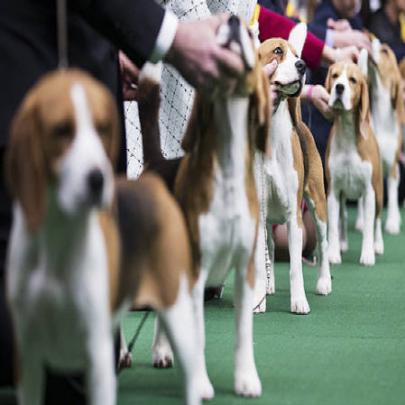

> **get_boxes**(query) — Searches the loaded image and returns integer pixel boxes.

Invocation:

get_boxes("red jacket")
[258,6,325,70]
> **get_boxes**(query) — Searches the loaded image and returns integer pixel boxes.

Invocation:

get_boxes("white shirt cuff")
[149,10,178,63]
[325,29,334,48]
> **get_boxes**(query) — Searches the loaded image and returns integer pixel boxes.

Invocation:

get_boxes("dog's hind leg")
[355,197,364,232]
[339,196,349,252]
[253,217,268,313]
[288,213,310,314]
[304,191,332,296]
[152,317,174,368]
[385,163,401,234]
[158,274,206,405]
[328,188,342,264]
[360,185,376,266]
[234,254,262,397]
[374,216,384,255]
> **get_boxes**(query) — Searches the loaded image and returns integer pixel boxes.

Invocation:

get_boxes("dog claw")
[118,351,133,370]
[291,297,310,314]
[235,369,262,397]
[316,276,332,296]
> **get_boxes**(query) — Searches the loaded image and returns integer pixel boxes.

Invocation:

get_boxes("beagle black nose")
[335,83,345,95]
[87,168,104,197]
[295,59,306,76]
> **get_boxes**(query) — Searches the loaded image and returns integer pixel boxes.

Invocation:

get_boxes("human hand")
[165,14,244,92]
[119,51,139,101]
[327,18,351,32]
[333,45,360,63]
[263,61,278,103]
[304,84,334,120]
[332,29,371,53]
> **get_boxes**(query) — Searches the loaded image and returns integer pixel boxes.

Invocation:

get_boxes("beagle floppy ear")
[249,69,271,156]
[391,75,405,124]
[181,94,213,153]
[358,48,369,77]
[105,94,121,166]
[359,76,371,138]
[324,67,333,93]
[288,23,307,58]
[6,99,47,233]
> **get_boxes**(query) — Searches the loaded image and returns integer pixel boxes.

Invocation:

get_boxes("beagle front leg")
[234,255,262,397]
[87,332,116,405]
[328,188,342,264]
[385,164,401,234]
[158,275,205,405]
[152,318,174,368]
[360,185,376,266]
[287,216,310,314]
[253,217,268,313]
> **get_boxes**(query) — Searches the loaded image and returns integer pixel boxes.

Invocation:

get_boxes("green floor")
[118,209,405,405]
[1,209,404,404]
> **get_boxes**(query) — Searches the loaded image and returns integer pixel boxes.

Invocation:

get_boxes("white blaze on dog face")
[216,16,256,71]
[57,83,114,214]
[326,63,365,111]
[259,36,306,96]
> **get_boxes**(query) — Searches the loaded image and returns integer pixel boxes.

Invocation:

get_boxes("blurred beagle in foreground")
[6,70,202,405]
[147,15,271,398]
[325,62,384,266]
[253,24,332,315]
[357,41,404,234]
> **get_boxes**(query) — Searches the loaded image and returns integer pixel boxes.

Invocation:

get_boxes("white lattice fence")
[124,0,257,178]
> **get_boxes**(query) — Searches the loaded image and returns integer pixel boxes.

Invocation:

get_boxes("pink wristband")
[306,84,314,101]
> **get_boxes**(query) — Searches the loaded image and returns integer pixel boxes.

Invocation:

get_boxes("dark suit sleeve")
[71,0,166,67]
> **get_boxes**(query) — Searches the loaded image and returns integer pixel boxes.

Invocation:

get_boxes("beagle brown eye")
[381,48,388,54]
[349,77,357,84]
[96,122,112,138]
[332,73,339,79]
[53,120,73,139]
[273,47,283,55]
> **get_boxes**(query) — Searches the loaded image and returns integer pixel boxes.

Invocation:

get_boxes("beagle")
[152,16,270,398]
[253,23,332,315]
[6,70,203,405]
[357,41,404,234]
[325,62,384,266]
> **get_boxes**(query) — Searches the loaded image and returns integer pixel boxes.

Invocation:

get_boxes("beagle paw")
[235,368,262,397]
[355,218,364,232]
[290,296,310,314]
[340,240,349,253]
[328,249,341,264]
[385,218,400,235]
[152,347,174,369]
[360,250,375,266]
[198,375,215,400]
[374,240,384,255]
[316,276,332,296]
[118,350,133,370]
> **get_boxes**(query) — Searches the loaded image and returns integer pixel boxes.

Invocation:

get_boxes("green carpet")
[118,209,405,405]
[1,209,404,404]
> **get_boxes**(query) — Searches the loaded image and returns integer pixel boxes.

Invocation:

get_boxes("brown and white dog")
[6,70,203,405]
[357,41,404,234]
[150,15,270,398]
[325,62,384,266]
[253,24,332,315]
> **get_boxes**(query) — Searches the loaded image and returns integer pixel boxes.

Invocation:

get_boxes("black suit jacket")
[0,0,166,170]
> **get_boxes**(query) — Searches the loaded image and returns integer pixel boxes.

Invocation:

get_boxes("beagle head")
[360,39,405,122]
[216,15,262,96]
[7,69,120,232]
[259,23,307,102]
[182,15,271,155]
[326,62,370,136]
